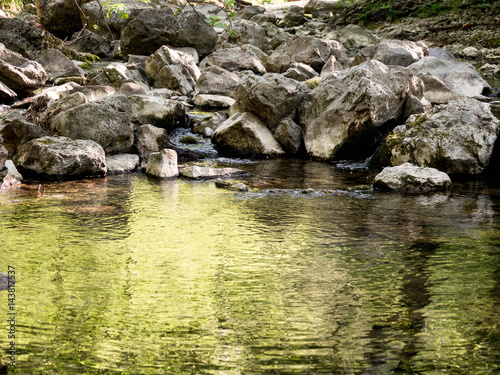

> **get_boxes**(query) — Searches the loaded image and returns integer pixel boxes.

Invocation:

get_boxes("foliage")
[102,0,129,20]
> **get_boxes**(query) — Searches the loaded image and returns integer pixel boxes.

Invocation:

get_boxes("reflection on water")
[1,163,500,374]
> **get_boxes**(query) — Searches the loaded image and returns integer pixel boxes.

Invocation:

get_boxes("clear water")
[1,160,500,374]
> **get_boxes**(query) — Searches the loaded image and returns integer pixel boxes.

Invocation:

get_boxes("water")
[1,161,500,374]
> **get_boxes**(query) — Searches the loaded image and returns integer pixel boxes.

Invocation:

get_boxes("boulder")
[304,0,341,17]
[180,165,245,179]
[250,13,277,26]
[120,8,217,58]
[413,71,463,104]
[195,66,240,97]
[215,19,271,54]
[320,55,343,76]
[1,160,23,188]
[0,43,48,92]
[48,92,89,114]
[283,62,319,82]
[145,45,200,95]
[376,97,500,176]
[235,6,265,20]
[373,40,428,67]
[408,56,491,98]
[193,94,235,108]
[373,163,451,192]
[212,112,285,158]
[0,81,17,101]
[13,136,106,180]
[0,116,48,157]
[37,0,89,39]
[128,95,186,131]
[232,73,309,130]
[133,124,169,163]
[274,117,303,154]
[87,62,145,89]
[0,144,7,165]
[299,60,425,160]
[282,5,305,26]
[200,44,268,74]
[35,49,83,82]
[327,24,378,51]
[266,35,349,73]
[69,29,112,57]
[193,112,228,135]
[119,82,148,96]
[146,148,178,178]
[105,153,139,174]
[50,94,133,154]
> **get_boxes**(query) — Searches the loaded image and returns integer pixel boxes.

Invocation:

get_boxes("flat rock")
[180,165,245,179]
[373,163,451,191]
[105,153,139,174]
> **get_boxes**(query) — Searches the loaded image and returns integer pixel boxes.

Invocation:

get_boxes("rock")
[0,81,17,101]
[274,117,303,154]
[376,25,408,41]
[320,55,343,77]
[212,112,285,158]
[35,49,83,83]
[87,62,145,89]
[408,56,491,98]
[204,127,214,138]
[283,62,319,82]
[461,46,480,59]
[195,66,240,97]
[350,45,377,67]
[48,92,89,115]
[377,98,500,176]
[13,136,106,180]
[266,35,349,73]
[215,19,271,54]
[0,116,48,157]
[37,0,89,38]
[1,160,23,188]
[304,0,340,17]
[282,5,305,26]
[120,8,217,58]
[105,153,139,174]
[299,60,424,160]
[235,6,265,20]
[69,29,112,57]
[180,165,245,179]
[193,112,228,134]
[250,13,277,26]
[193,94,235,108]
[50,94,133,154]
[327,24,378,51]
[133,124,169,163]
[118,82,147,96]
[373,163,451,191]
[128,95,186,131]
[145,45,200,95]
[0,43,48,92]
[230,182,249,192]
[373,40,428,67]
[200,44,268,75]
[232,73,309,130]
[413,71,463,104]
[0,144,7,165]
[146,148,178,178]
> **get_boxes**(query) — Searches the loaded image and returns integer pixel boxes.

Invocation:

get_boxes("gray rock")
[146,148,178,178]
[180,165,245,179]
[200,44,268,75]
[250,13,277,26]
[128,95,185,131]
[50,94,133,155]
[283,62,319,82]
[105,153,139,174]
[266,35,349,73]
[373,163,451,191]
[87,62,145,89]
[300,59,424,160]
[350,45,377,67]
[327,24,378,51]
[195,66,240,97]
[204,127,214,138]
[0,81,17,101]
[69,29,112,57]
[373,40,428,67]
[282,5,305,26]
[35,49,83,82]
[1,160,23,188]
[0,144,7,164]
[304,0,340,17]
[414,71,463,104]
[0,43,48,92]
[273,117,303,154]
[212,112,285,158]
[118,82,148,96]
[376,97,500,176]
[193,112,228,135]
[13,136,107,179]
[0,116,48,158]
[145,45,200,95]
[215,19,272,54]
[193,94,235,108]
[232,73,309,130]
[48,92,89,115]
[230,182,249,192]
[320,55,343,77]
[37,0,88,38]
[133,124,169,163]
[235,6,265,20]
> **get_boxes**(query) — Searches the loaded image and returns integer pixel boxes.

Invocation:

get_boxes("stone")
[0,81,17,101]
[212,112,285,158]
[146,148,178,178]
[50,94,133,155]
[133,124,169,163]
[200,44,268,75]
[320,55,343,77]
[373,163,451,191]
[232,73,309,130]
[304,0,340,17]
[299,60,425,160]
[179,165,245,179]
[1,160,23,188]
[193,94,235,108]
[273,117,303,154]
[35,49,83,82]
[145,45,200,95]
[235,6,265,20]
[266,35,349,73]
[230,182,249,192]
[87,62,145,89]
[118,82,148,96]
[250,13,277,26]
[215,19,272,54]
[204,127,214,138]
[376,97,500,176]
[282,5,305,26]
[13,136,106,180]
[461,46,480,59]
[105,153,139,174]
[0,116,48,157]
[128,95,186,131]
[413,71,463,104]
[195,66,240,97]
[350,45,377,67]
[283,62,319,82]
[36,0,89,38]
[48,92,89,114]
[69,29,112,57]
[0,144,7,165]
[0,43,48,92]
[193,112,228,135]
[373,40,428,67]
[328,24,378,51]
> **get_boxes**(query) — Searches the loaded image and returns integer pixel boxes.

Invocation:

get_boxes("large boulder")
[282,5,305,26]
[413,71,464,104]
[145,45,200,95]
[304,0,341,17]
[120,8,217,58]
[50,94,133,154]
[212,112,285,158]
[37,0,90,39]
[373,40,428,67]
[195,66,240,97]
[69,29,112,57]
[266,35,349,73]
[0,43,48,92]
[373,163,451,192]
[0,116,48,157]
[215,19,271,53]
[408,56,491,98]
[299,60,425,160]
[128,95,186,131]
[376,97,500,176]
[326,24,378,51]
[200,44,268,74]
[86,62,145,89]
[232,73,309,130]
[13,136,106,180]
[133,124,170,164]
[35,49,84,83]
[273,117,303,154]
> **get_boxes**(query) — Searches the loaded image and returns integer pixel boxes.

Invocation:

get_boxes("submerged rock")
[180,165,245,179]
[105,154,139,174]
[373,163,451,192]
[146,148,178,178]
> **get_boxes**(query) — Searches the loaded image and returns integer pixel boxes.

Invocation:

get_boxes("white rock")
[373,163,451,191]
[146,149,178,178]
